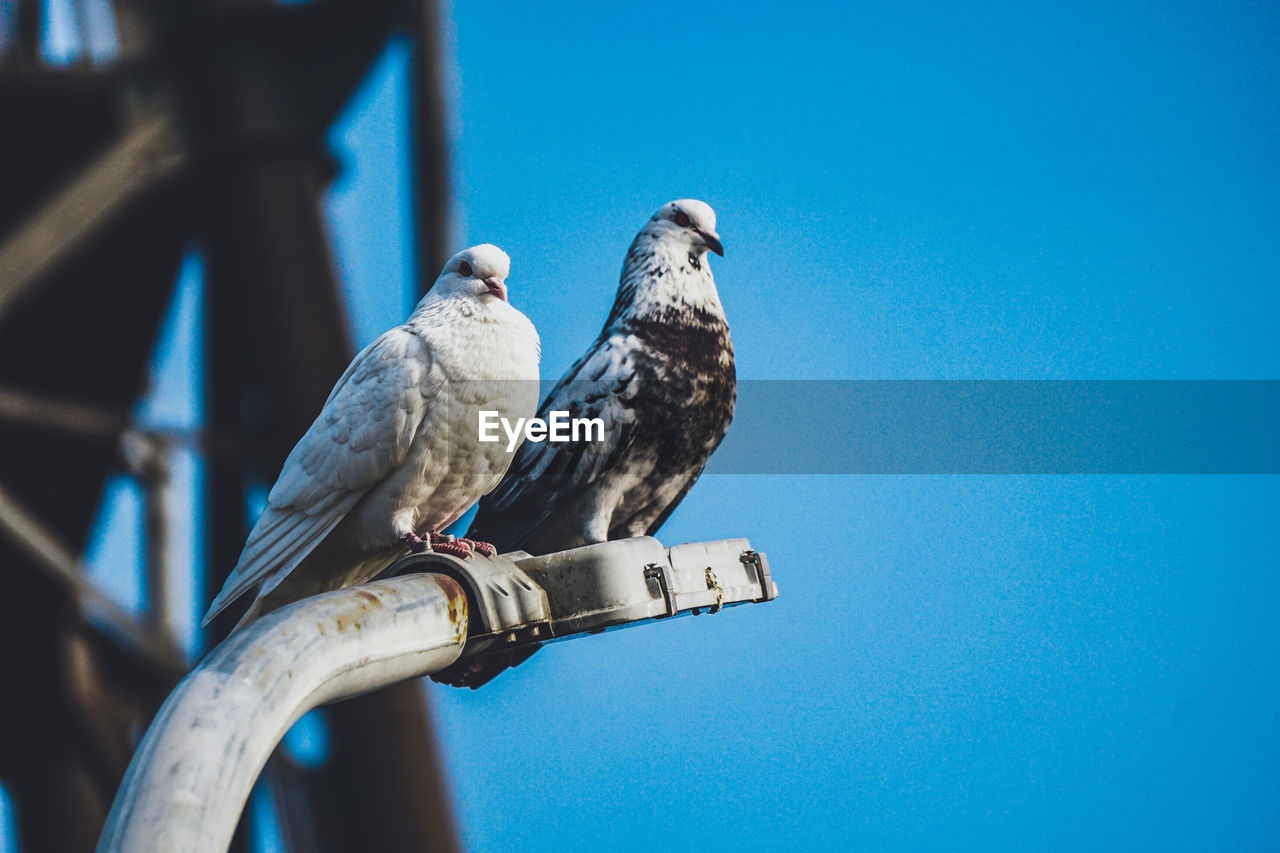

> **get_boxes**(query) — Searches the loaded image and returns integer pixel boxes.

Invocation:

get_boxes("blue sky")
[17,0,1279,850]
[324,2,1278,849]
[424,2,1279,849]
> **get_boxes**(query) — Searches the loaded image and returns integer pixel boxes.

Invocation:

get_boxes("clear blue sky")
[313,2,1280,849]
[34,0,1280,850]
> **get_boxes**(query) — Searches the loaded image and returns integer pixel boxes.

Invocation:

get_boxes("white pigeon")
[203,244,541,630]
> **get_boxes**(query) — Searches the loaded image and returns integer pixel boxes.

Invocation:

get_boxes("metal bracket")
[386,550,550,659]
[738,549,777,602]
[383,535,778,659]
[643,561,679,617]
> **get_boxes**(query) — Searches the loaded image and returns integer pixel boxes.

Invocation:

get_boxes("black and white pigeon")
[203,244,541,630]
[441,199,736,687]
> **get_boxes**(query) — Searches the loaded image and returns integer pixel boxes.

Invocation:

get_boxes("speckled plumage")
[447,200,735,687]
[203,244,540,630]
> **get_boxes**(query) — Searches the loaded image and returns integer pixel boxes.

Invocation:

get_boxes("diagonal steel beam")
[0,478,186,680]
[0,112,187,324]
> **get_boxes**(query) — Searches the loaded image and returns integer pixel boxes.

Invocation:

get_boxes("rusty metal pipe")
[96,573,468,853]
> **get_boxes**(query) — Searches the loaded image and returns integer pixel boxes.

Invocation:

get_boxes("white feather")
[203,244,540,628]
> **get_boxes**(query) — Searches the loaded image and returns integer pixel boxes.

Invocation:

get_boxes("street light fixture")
[97,536,776,852]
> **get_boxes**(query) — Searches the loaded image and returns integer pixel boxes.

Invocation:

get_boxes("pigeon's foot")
[427,531,473,559]
[400,531,428,553]
[466,539,498,558]
[450,537,496,558]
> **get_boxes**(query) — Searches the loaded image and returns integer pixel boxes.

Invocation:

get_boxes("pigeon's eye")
[458,261,473,277]
[673,211,691,228]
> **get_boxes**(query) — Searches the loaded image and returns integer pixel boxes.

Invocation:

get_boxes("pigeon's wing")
[202,328,434,625]
[641,456,714,537]
[469,333,640,551]
[639,374,736,537]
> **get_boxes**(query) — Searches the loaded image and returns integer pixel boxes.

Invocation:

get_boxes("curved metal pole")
[97,573,468,853]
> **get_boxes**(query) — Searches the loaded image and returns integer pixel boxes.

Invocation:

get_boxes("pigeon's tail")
[201,501,351,629]
[430,645,542,689]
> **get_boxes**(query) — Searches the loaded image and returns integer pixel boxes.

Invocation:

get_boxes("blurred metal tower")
[0,1,458,850]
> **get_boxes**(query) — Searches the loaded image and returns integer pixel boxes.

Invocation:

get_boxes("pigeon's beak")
[484,277,508,301]
[696,229,724,257]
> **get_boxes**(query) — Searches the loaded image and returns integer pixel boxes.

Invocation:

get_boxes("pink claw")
[454,537,496,558]
[424,531,470,558]
[430,539,474,558]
